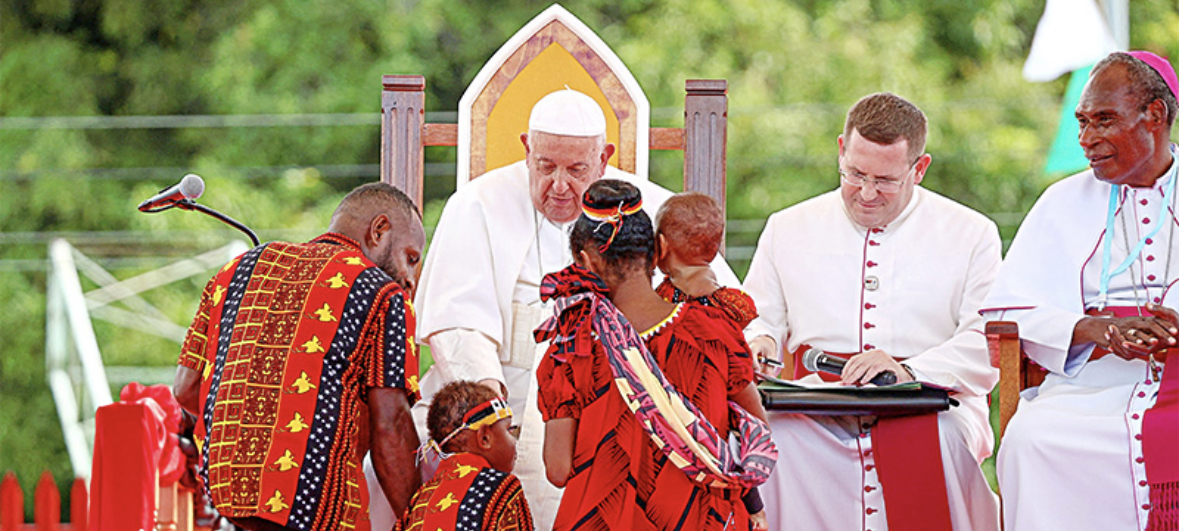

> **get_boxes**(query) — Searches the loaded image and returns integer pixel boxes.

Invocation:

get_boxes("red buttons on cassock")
[864,323,875,329]
[865,464,875,471]
[866,261,878,267]
[1149,275,1157,281]
[866,508,878,515]
[1136,433,1143,440]
[1144,218,1152,224]
[1141,199,1149,205]
[1133,414,1141,420]
[1147,255,1155,261]
[1143,504,1152,511]
[1146,238,1154,245]
[865,486,876,492]
[864,344,875,351]
[869,240,880,246]
[871,228,884,234]
[1141,480,1149,487]
[864,303,876,309]
[1137,456,1145,464]
[1139,391,1147,398]
[1155,297,1162,303]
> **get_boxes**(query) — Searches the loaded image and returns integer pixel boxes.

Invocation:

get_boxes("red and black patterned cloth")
[401,452,533,531]
[536,264,757,531]
[178,232,419,531]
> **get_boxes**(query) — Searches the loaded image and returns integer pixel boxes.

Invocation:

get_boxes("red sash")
[792,345,953,531]
[1093,307,1179,530]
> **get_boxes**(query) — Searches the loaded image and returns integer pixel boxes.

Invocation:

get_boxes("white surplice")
[364,161,738,531]
[983,163,1176,531]
[743,187,1001,531]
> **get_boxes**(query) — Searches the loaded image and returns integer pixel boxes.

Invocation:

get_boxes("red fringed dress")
[537,269,756,531]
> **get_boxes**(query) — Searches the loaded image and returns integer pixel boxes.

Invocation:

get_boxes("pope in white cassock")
[365,89,737,530]
[983,51,1179,531]
[742,93,1001,531]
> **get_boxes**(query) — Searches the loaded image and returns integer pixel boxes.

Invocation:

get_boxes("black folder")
[758,377,958,418]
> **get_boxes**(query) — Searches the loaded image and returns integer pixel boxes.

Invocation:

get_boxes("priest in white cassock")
[742,92,1001,531]
[365,89,737,530]
[983,51,1179,531]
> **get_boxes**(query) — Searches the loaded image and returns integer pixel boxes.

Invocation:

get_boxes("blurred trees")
[4,0,1179,519]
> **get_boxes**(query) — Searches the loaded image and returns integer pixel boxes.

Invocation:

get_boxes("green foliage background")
[3,0,1179,520]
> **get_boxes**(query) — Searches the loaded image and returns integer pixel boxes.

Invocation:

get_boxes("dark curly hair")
[569,179,655,279]
[427,380,501,453]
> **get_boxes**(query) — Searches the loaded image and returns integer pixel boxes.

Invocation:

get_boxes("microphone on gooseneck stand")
[802,348,898,386]
[138,174,260,247]
[138,173,206,212]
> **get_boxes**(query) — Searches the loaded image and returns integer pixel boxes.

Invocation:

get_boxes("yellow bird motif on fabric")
[407,375,420,394]
[312,303,336,322]
[344,256,364,266]
[265,490,289,513]
[435,492,459,511]
[220,258,239,274]
[301,336,325,354]
[211,285,226,306]
[454,463,478,478]
[324,272,349,289]
[289,372,317,394]
[285,412,310,433]
[273,449,299,471]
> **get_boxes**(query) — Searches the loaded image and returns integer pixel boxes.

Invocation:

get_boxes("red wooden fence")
[0,471,86,531]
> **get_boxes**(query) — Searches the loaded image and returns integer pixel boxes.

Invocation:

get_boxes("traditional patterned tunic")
[178,233,419,531]
[537,267,755,531]
[402,453,533,531]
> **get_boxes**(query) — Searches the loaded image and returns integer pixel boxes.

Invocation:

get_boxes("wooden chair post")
[684,79,728,252]
[380,75,426,209]
[985,321,1022,437]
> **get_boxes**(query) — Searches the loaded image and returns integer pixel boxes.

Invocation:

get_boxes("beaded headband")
[582,197,643,253]
[415,397,513,464]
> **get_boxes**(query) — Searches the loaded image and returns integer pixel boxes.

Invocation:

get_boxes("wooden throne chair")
[376,3,729,220]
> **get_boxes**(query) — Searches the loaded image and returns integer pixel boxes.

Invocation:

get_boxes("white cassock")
[982,162,1177,531]
[742,187,1001,531]
[364,160,738,531]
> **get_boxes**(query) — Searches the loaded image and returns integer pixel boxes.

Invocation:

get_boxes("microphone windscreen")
[180,173,205,200]
[801,348,823,373]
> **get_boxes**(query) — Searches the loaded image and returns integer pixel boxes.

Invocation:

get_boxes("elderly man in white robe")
[742,92,1001,531]
[983,51,1179,531]
[365,89,737,530]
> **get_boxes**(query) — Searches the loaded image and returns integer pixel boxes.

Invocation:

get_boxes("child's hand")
[750,509,768,531]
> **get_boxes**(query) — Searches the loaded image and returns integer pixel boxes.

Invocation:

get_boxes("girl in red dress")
[536,179,771,531]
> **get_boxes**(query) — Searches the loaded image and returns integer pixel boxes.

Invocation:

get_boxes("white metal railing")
[45,238,248,480]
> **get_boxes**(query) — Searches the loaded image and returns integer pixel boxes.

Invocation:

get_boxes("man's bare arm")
[173,366,202,415]
[369,387,420,517]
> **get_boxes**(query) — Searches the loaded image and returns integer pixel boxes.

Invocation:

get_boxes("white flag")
[1023,0,1118,82]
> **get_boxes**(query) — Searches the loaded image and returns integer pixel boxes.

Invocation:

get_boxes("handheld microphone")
[138,174,205,212]
[802,348,898,386]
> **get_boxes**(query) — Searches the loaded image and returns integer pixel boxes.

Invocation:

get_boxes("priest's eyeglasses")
[838,164,915,194]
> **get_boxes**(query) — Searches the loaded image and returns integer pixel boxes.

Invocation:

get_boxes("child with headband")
[402,380,533,531]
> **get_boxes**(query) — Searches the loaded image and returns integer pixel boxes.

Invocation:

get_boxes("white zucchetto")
[527,89,607,137]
